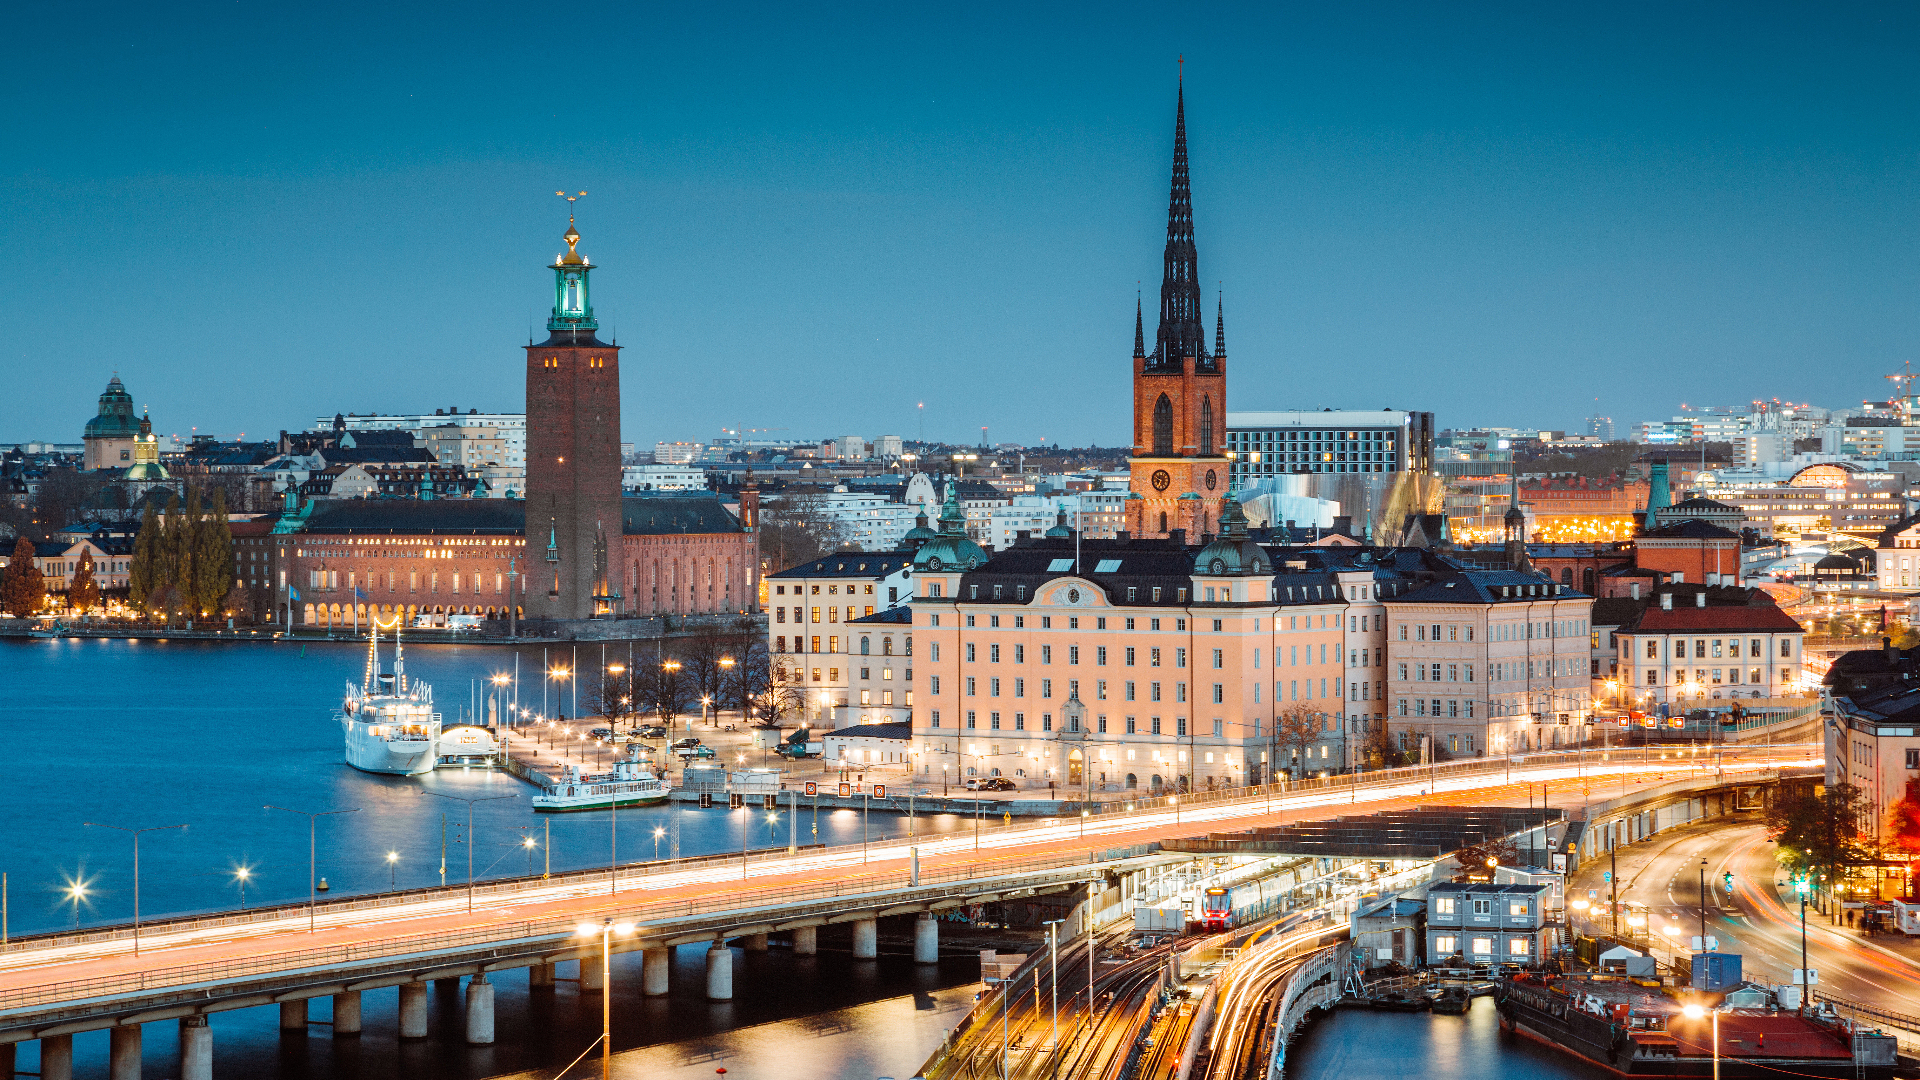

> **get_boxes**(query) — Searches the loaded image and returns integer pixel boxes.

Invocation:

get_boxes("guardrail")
[0,850,1112,1013]
[1266,943,1344,1080]
[1819,992,1920,1053]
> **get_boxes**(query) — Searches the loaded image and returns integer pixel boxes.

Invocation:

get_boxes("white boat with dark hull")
[532,755,670,812]
[337,620,440,776]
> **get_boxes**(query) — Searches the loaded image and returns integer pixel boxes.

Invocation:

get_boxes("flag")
[290,587,301,602]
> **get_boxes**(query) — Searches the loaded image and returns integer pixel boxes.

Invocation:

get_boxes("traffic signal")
[1794,875,1810,897]
[1722,871,1734,890]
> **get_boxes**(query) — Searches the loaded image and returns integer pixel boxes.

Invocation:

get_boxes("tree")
[129,502,161,614]
[1889,779,1920,855]
[1273,704,1325,778]
[583,668,641,730]
[3,537,46,617]
[162,491,191,617]
[68,549,100,615]
[32,468,110,535]
[1766,780,1872,885]
[1450,835,1521,882]
[193,487,234,617]
[756,489,844,573]
[1362,718,1415,771]
[753,655,808,728]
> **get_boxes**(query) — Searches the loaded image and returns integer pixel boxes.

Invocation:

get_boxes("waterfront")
[1288,1000,1594,1080]
[1,638,962,938]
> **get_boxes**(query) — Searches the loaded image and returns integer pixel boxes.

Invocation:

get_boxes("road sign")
[1604,871,1613,883]
[838,782,851,797]
[803,781,817,797]
[873,784,887,798]
[1793,968,1819,985]
[1588,889,1599,899]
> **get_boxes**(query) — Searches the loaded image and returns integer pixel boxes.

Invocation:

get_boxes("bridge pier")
[580,956,605,992]
[108,1026,140,1080]
[0,1043,12,1080]
[280,999,308,1031]
[398,983,429,1039]
[851,918,878,960]
[39,1034,71,1080]
[792,925,817,956]
[706,942,733,1001]
[743,933,768,951]
[465,975,495,1045]
[333,990,362,1035]
[529,961,557,990]
[179,1016,212,1080]
[914,913,939,964]
[642,947,671,996]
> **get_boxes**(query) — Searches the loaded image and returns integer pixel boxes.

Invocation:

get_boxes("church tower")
[1127,79,1228,540]
[523,210,623,621]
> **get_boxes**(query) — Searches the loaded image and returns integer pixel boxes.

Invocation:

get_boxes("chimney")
[1630,583,1640,600]
[1660,591,1673,611]
[1695,592,1706,608]
[1169,528,1187,546]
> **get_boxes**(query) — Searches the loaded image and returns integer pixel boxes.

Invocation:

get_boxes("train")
[1199,886,1233,931]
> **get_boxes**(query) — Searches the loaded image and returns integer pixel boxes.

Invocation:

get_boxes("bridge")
[0,744,1816,1080]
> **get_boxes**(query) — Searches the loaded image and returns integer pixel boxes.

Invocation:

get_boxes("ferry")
[533,753,669,812]
[1496,970,1896,1078]
[337,619,440,776]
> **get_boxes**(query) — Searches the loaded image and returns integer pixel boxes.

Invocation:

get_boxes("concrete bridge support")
[580,955,605,991]
[642,947,671,996]
[529,961,557,990]
[399,982,429,1039]
[179,1016,212,1080]
[743,932,769,951]
[39,1035,72,1080]
[914,913,939,964]
[706,943,733,1001]
[792,925,817,956]
[0,1043,12,1080]
[852,918,878,960]
[280,999,308,1031]
[333,990,362,1035]
[108,1026,140,1080]
[465,975,495,1045]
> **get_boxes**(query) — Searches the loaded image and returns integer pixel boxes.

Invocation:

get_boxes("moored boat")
[533,754,669,812]
[337,619,440,776]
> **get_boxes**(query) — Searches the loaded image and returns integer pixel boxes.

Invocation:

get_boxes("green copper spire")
[547,205,597,334]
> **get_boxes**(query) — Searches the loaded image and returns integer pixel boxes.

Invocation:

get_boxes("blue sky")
[3,2,1916,448]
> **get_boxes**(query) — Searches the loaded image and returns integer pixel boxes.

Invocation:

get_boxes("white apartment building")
[1613,589,1807,708]
[653,441,703,465]
[1226,410,1436,485]
[766,552,916,725]
[623,464,708,491]
[985,492,1132,550]
[324,412,526,471]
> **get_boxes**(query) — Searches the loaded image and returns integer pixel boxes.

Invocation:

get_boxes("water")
[1288,999,1597,1080]
[2,637,970,937]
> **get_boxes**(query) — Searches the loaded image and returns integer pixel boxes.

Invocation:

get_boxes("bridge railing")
[0,848,1114,1012]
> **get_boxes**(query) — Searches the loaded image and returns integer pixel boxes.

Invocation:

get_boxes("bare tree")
[1274,704,1325,779]
[757,489,844,572]
[583,668,641,731]
[753,655,808,729]
[34,469,111,536]
[682,629,729,713]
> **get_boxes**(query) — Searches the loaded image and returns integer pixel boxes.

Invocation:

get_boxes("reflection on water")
[1286,998,1599,1080]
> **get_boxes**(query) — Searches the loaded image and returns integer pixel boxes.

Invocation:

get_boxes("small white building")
[623,464,708,491]
[823,720,913,769]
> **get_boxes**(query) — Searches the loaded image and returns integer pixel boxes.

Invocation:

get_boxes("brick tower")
[524,211,623,621]
[1127,79,1228,540]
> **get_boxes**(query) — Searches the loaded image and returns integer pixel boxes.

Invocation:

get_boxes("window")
[1508,938,1530,956]
[1908,750,1919,770]
[1125,647,1135,666]
[1125,681,1136,701]
[1471,899,1492,915]
[1471,938,1493,955]
[1212,683,1223,704]
[966,677,976,696]
[1434,897,1456,915]
[1041,645,1051,664]
[966,643,976,662]
[1212,648,1223,669]
[1435,935,1458,954]
[1780,639,1793,658]
[1150,648,1161,667]
[990,678,1001,697]
[1068,646,1079,665]
[1150,682,1161,702]
[990,712,1001,730]
[1509,901,1529,917]
[1097,647,1107,666]
[990,644,1002,663]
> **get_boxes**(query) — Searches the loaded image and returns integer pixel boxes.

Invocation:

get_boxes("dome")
[1044,502,1073,538]
[902,509,938,547]
[912,486,987,573]
[84,376,141,439]
[1193,494,1268,576]
[1814,553,1860,571]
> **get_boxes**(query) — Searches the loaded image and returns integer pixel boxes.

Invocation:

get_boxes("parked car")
[671,737,701,749]
[638,725,668,739]
[677,744,717,759]
[965,777,1017,791]
[588,727,614,739]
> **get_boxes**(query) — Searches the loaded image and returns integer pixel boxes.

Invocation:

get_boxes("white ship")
[532,754,670,812]
[337,619,440,776]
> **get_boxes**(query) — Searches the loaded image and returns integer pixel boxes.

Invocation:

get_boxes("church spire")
[1214,293,1226,362]
[1151,77,1205,372]
[1133,293,1146,359]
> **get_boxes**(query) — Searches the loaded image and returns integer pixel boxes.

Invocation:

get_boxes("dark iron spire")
[1151,79,1207,372]
[1214,293,1226,362]
[1133,292,1146,359]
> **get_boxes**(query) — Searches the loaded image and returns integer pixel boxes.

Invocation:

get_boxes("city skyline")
[4,3,1918,448]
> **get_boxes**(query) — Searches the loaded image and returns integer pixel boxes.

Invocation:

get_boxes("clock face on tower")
[1205,469,1218,491]
[1151,469,1171,492]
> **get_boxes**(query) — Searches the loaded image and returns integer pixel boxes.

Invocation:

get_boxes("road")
[1568,818,1920,1018]
[0,748,1814,1011]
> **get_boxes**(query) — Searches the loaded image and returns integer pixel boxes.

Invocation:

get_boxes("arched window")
[1153,394,1174,455]
[1560,568,1573,586]
[1582,568,1595,593]
[1200,396,1213,454]
[1158,511,1168,533]
[860,636,870,655]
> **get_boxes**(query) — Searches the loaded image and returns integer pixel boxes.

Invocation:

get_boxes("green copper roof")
[84,377,141,438]
[912,485,987,573]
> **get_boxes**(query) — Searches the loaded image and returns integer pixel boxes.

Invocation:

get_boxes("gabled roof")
[1590,597,1644,627]
[1621,604,1802,633]
[1641,519,1740,540]
[1385,569,1585,606]
[1667,496,1739,512]
[822,720,912,740]
[300,500,527,535]
[850,605,912,625]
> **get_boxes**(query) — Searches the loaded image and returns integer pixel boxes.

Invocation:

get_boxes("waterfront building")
[1611,585,1806,710]
[766,550,916,722]
[82,376,142,472]
[847,605,914,726]
[1426,881,1549,967]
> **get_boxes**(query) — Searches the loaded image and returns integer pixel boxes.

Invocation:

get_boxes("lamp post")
[576,918,636,1080]
[233,865,252,910]
[606,662,627,732]
[418,792,516,912]
[63,880,88,929]
[82,821,187,955]
[1682,1003,1719,1080]
[263,806,357,933]
[386,850,399,891]
[1795,873,1811,1012]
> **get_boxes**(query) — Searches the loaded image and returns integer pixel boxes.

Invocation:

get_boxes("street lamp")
[385,850,400,891]
[263,806,358,933]
[62,878,89,929]
[232,865,252,910]
[653,826,666,862]
[575,918,636,1080]
[83,820,188,954]
[522,835,538,876]
[417,791,516,912]
[1682,1003,1719,1080]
